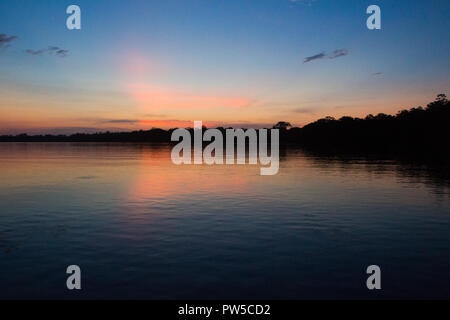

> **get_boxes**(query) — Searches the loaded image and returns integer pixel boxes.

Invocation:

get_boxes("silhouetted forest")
[283,94,450,155]
[1,94,449,156]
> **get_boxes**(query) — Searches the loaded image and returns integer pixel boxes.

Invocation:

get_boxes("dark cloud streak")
[303,48,349,64]
[0,33,18,48]
[329,49,348,59]
[48,46,68,57]
[25,45,69,58]
[303,52,326,63]
[25,49,45,56]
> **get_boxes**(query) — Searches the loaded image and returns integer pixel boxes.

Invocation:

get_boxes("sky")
[0,0,449,134]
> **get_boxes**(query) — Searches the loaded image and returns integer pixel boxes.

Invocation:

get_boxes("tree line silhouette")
[282,94,450,155]
[1,94,449,155]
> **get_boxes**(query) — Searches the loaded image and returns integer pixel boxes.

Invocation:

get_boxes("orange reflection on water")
[127,145,255,204]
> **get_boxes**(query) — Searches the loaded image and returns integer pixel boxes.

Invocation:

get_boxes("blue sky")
[0,0,449,133]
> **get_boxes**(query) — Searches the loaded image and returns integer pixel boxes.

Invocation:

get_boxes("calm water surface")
[0,143,449,299]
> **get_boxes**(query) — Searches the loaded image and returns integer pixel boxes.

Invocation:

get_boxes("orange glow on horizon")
[127,83,254,111]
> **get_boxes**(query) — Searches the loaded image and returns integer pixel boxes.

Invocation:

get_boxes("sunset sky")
[0,0,449,134]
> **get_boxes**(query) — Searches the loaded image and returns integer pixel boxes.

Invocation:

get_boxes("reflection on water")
[0,143,449,299]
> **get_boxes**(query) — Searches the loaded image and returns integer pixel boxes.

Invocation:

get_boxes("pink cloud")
[137,119,274,129]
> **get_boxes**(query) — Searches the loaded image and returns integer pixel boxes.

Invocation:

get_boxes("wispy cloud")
[25,49,45,56]
[1,33,68,57]
[303,52,326,63]
[303,49,349,63]
[329,49,348,59]
[48,46,68,57]
[139,120,274,129]
[372,72,383,76]
[0,33,18,48]
[25,46,69,58]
